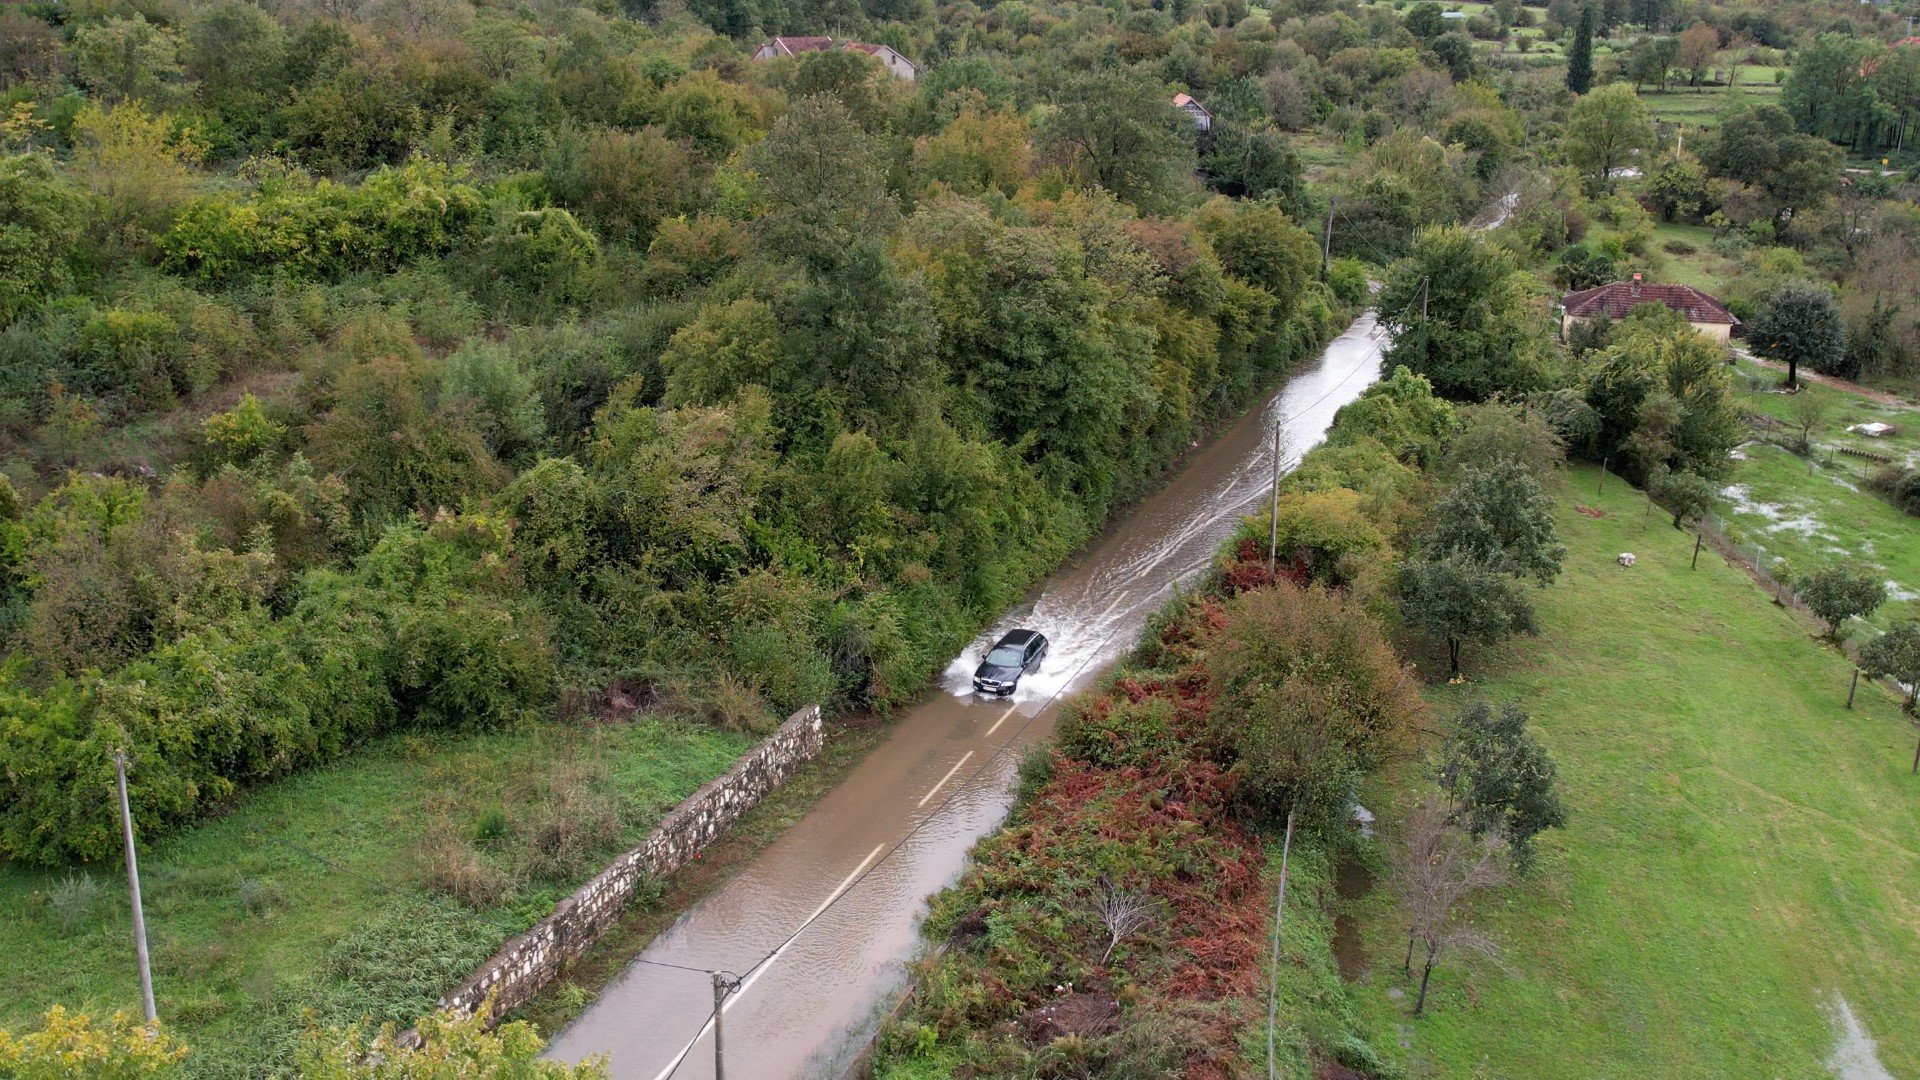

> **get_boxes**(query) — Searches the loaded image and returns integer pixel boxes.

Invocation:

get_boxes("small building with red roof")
[751,36,917,80]
[1558,275,1740,342]
[1172,92,1211,132]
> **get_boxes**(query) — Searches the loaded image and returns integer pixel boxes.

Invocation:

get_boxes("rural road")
[544,309,1396,1079]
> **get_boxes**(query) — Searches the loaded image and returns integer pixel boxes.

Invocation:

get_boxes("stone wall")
[431,705,826,1025]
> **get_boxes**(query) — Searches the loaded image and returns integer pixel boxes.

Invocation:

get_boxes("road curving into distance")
[545,309,1396,1079]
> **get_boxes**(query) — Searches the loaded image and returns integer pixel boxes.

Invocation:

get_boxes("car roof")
[997,629,1040,646]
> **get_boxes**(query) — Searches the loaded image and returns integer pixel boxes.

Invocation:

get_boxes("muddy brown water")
[543,312,1393,1079]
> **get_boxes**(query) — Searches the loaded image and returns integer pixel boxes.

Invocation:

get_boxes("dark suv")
[972,629,1048,695]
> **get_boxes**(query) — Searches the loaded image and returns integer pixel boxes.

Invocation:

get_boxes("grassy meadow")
[0,718,749,1073]
[1346,464,1920,1077]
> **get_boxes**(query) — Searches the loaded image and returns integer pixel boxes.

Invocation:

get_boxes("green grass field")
[1347,464,1920,1077]
[1717,358,1920,632]
[0,717,749,1072]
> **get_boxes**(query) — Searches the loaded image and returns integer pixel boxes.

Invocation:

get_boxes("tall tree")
[1042,68,1194,214]
[1566,5,1596,95]
[1398,552,1541,678]
[1377,227,1549,401]
[1677,22,1718,89]
[1438,702,1566,872]
[1860,620,1920,712]
[1562,82,1653,192]
[1426,460,1567,585]
[1748,281,1847,389]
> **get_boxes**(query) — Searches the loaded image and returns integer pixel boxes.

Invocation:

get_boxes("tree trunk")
[1786,358,1799,389]
[1403,927,1417,973]
[1448,638,1461,678]
[1414,943,1439,1016]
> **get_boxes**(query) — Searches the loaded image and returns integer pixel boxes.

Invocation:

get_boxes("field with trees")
[1346,466,1920,1076]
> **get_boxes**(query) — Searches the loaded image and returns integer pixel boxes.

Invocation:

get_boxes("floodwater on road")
[544,311,1394,1080]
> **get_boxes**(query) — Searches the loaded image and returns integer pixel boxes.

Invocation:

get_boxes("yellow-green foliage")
[0,1007,188,1077]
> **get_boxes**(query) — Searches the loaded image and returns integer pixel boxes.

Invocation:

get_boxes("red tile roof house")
[1172,92,1212,132]
[751,36,918,80]
[1558,275,1741,343]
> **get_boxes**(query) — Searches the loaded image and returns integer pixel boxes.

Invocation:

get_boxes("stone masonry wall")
[431,705,825,1025]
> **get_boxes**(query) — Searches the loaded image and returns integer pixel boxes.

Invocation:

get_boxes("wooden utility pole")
[1265,808,1296,1080]
[1847,669,1859,710]
[115,751,157,1025]
[712,972,729,1080]
[1691,532,1702,569]
[1268,420,1283,574]
[1321,198,1337,280]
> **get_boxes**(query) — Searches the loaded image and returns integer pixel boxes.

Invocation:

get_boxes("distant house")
[751,36,917,80]
[1558,275,1741,343]
[1173,92,1211,132]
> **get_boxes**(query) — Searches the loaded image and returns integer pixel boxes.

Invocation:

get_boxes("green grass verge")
[1348,464,1920,1077]
[0,718,750,1074]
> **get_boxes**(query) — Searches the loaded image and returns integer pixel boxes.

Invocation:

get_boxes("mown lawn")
[1348,464,1920,1078]
[0,717,749,1075]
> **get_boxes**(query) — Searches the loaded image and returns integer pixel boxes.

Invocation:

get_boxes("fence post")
[1847,670,1859,710]
[1691,532,1702,570]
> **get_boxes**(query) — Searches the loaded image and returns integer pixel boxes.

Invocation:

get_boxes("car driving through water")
[971,629,1048,695]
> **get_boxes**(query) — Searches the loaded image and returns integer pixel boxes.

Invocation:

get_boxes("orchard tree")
[1860,620,1920,712]
[1563,83,1653,193]
[1749,281,1847,388]
[1398,552,1541,678]
[1426,460,1567,585]
[1796,562,1887,641]
[1438,702,1566,872]
[1566,5,1596,94]
[1648,467,1715,528]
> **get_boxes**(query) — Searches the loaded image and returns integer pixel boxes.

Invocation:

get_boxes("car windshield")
[984,646,1024,667]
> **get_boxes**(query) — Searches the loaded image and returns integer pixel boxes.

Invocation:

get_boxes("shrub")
[1210,583,1425,821]
[1328,256,1369,305]
[1795,562,1887,641]
[49,871,103,936]
[0,1006,189,1076]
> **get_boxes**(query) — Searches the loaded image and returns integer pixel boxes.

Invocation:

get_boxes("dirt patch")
[1019,992,1121,1045]
[1575,505,1607,518]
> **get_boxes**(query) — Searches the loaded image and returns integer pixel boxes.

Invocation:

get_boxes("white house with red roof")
[1558,275,1740,342]
[1172,92,1211,132]
[752,36,917,80]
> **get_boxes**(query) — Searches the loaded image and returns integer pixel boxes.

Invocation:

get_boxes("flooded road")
[545,311,1394,1079]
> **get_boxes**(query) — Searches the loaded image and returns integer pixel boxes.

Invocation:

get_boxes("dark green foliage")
[1749,282,1848,386]
[0,156,85,325]
[1438,702,1565,871]
[1794,562,1887,641]
[1042,68,1196,215]
[1566,6,1596,94]
[1378,227,1550,402]
[1859,621,1920,711]
[1397,552,1540,677]
[1327,365,1458,468]
[1648,467,1714,528]
[1426,461,1566,585]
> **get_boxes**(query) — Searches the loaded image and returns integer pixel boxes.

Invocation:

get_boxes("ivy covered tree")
[1378,226,1550,402]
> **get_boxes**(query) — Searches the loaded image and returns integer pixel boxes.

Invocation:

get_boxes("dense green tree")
[1425,460,1566,585]
[748,95,896,269]
[1648,467,1714,528]
[1749,281,1847,389]
[1860,621,1920,712]
[0,155,83,324]
[1796,562,1887,642]
[1398,552,1540,677]
[1042,68,1194,214]
[1562,82,1653,193]
[1378,226,1550,401]
[1439,701,1566,871]
[71,15,191,106]
[1566,5,1596,94]
[1625,35,1679,92]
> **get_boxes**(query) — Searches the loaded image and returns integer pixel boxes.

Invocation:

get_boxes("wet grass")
[0,717,749,1073]
[1348,464,1920,1077]
[1718,359,1920,633]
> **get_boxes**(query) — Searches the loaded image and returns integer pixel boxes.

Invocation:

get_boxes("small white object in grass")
[1847,422,1894,438]
[1617,552,1637,567]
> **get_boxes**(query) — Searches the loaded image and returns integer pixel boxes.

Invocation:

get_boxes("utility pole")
[115,750,157,1026]
[1421,275,1430,320]
[1320,197,1337,280]
[1264,808,1296,1080]
[1267,418,1282,574]
[712,972,728,1080]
